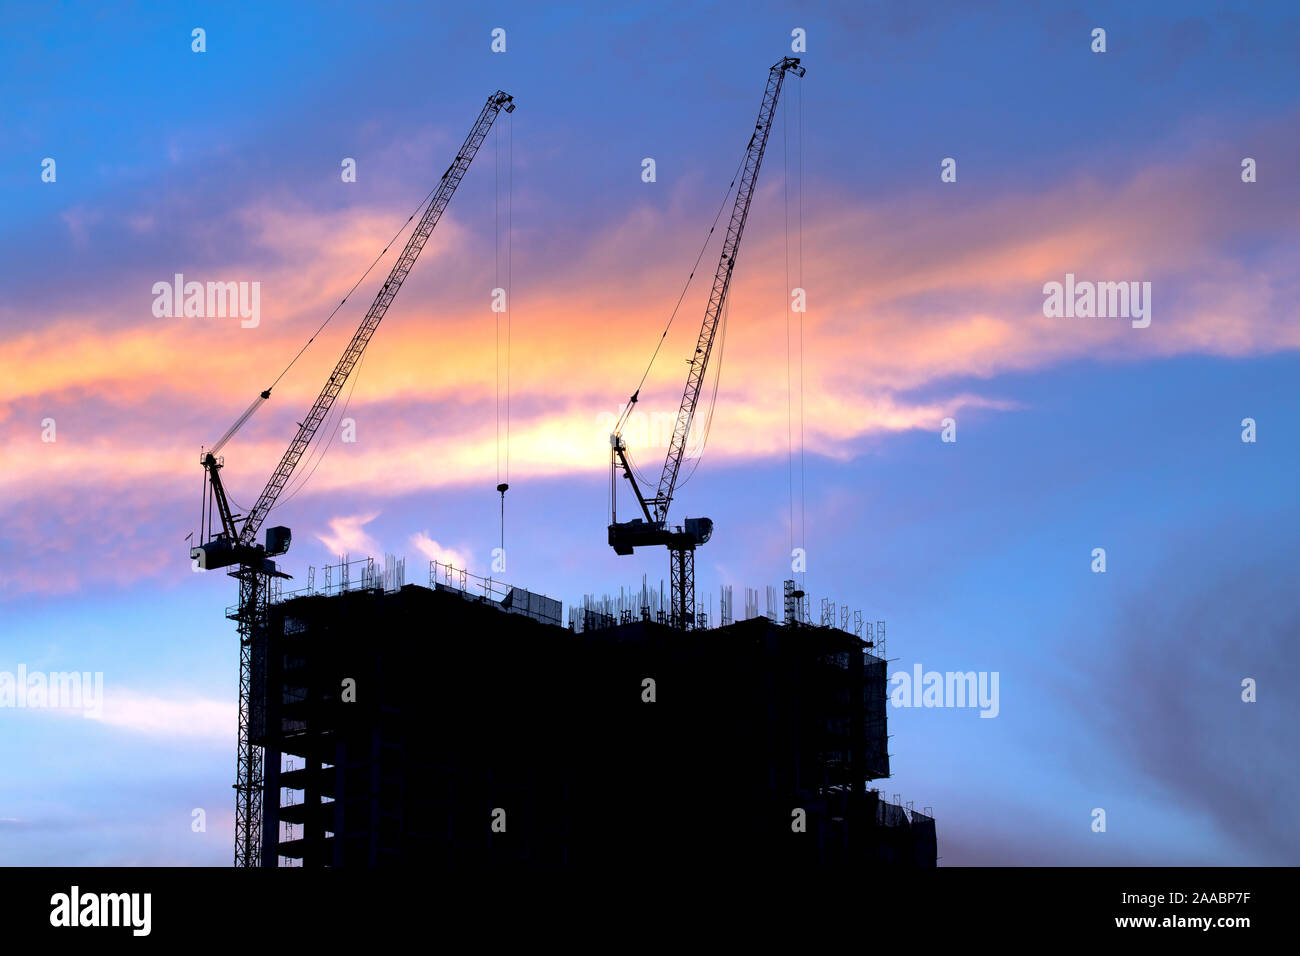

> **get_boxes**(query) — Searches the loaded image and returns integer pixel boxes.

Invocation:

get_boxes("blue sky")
[1,0,1298,865]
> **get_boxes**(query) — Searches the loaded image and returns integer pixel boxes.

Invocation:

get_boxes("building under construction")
[194,62,939,869]
[253,562,936,868]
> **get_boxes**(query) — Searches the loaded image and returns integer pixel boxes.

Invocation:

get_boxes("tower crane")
[190,90,515,867]
[608,57,804,629]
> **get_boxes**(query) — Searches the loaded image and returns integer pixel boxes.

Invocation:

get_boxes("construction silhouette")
[189,66,935,868]
[609,57,805,630]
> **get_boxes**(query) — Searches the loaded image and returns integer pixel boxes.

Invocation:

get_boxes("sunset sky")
[2,0,1298,865]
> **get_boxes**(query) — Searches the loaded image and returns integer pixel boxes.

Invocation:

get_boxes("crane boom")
[653,57,802,523]
[237,90,515,547]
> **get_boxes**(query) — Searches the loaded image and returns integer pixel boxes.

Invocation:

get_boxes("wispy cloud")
[69,689,235,743]
[2,116,1297,596]
[315,511,382,557]
[409,532,469,570]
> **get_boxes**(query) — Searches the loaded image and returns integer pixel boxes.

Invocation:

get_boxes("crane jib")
[651,59,802,525]
[235,91,514,547]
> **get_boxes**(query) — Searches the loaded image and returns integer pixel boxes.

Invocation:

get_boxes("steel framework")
[195,91,514,866]
[653,58,803,522]
[608,59,804,626]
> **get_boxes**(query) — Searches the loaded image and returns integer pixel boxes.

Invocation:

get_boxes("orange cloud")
[2,124,1297,595]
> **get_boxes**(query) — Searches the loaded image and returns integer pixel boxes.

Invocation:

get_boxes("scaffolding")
[265,553,406,607]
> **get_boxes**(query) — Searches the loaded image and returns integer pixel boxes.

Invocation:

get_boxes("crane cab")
[609,516,712,555]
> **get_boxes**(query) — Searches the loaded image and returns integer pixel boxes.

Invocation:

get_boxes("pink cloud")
[1,114,1296,595]
[315,511,382,557]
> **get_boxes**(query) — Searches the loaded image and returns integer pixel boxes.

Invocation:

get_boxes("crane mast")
[192,90,514,867]
[609,57,804,629]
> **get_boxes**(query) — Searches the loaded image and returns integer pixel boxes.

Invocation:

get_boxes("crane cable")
[271,347,368,510]
[790,78,800,595]
[268,187,436,395]
[674,291,728,490]
[222,344,369,516]
[220,191,428,513]
[781,76,808,589]
[611,145,748,530]
[614,148,747,437]
[617,139,757,499]
[207,178,435,476]
[784,77,795,566]
[494,113,514,558]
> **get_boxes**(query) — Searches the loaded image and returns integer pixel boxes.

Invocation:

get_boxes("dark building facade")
[254,581,936,867]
